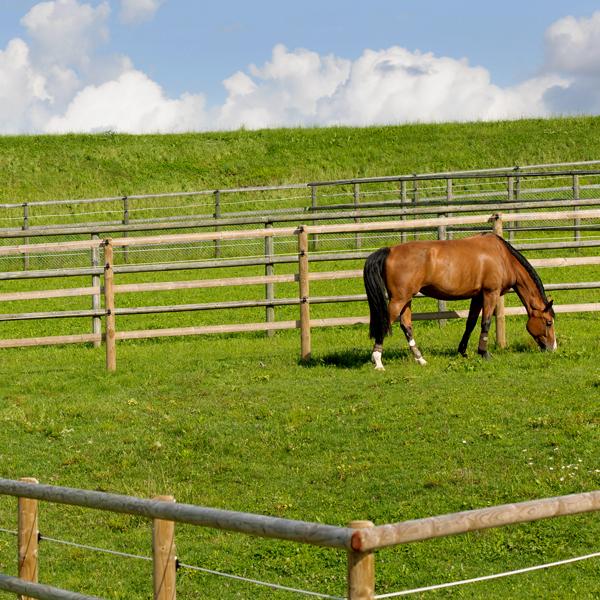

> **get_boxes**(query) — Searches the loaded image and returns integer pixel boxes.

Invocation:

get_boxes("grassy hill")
[1,116,600,202]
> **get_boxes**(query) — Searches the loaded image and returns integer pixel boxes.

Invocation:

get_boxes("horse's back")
[385,234,508,300]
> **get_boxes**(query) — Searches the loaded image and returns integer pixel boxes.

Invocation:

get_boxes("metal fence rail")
[3,162,600,254]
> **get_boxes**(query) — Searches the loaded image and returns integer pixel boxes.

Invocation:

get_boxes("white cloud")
[541,11,600,114]
[119,0,164,24]
[217,45,566,129]
[21,0,110,70]
[0,38,50,133]
[544,11,600,75]
[44,70,208,133]
[0,2,598,135]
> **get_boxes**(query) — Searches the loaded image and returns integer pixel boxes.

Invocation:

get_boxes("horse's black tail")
[363,247,391,343]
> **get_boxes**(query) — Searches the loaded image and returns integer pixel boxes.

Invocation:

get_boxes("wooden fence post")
[18,477,39,600]
[446,178,453,239]
[265,222,275,337]
[153,495,177,600]
[214,190,221,258]
[298,227,311,362]
[400,180,407,243]
[573,174,580,242]
[437,217,447,326]
[309,185,319,252]
[493,215,507,349]
[122,197,130,264]
[507,177,514,242]
[103,239,117,372]
[91,234,101,348]
[353,183,361,249]
[22,203,30,271]
[347,521,374,600]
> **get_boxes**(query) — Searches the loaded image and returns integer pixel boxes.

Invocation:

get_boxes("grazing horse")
[363,233,556,369]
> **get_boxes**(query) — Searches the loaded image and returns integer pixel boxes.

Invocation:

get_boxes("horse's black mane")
[489,233,550,305]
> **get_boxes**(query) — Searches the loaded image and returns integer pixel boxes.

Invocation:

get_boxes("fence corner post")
[18,477,39,600]
[153,495,177,600]
[103,239,117,372]
[492,214,507,349]
[347,520,375,600]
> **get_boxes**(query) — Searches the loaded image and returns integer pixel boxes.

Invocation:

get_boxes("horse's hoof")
[416,357,427,366]
[374,365,385,371]
[478,351,492,360]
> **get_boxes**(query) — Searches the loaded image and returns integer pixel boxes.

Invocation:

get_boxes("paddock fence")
[0,478,598,599]
[0,209,599,369]
[2,161,600,240]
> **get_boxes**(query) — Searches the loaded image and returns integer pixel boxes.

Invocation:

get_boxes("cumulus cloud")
[21,0,110,70]
[119,0,164,24]
[0,1,599,134]
[45,70,207,133]
[217,45,566,129]
[0,39,50,133]
[542,11,600,114]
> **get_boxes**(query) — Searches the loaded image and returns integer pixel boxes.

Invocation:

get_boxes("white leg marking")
[408,339,416,347]
[416,356,428,366]
[372,351,385,371]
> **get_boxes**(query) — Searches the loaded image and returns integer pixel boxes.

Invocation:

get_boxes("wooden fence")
[0,210,599,370]
[0,478,598,599]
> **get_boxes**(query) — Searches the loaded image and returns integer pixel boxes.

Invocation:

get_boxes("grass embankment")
[1,116,600,201]
[0,118,599,598]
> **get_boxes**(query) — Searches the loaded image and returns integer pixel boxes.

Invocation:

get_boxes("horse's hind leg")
[371,297,405,370]
[399,304,427,366]
[458,295,483,357]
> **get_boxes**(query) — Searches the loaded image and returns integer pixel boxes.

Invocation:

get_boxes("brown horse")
[363,233,556,369]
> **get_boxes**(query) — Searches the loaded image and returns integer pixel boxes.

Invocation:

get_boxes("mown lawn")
[0,313,598,598]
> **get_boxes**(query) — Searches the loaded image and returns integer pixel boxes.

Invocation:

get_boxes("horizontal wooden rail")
[0,574,101,600]
[0,479,354,550]
[0,287,100,302]
[1,208,599,257]
[113,270,363,294]
[0,333,101,348]
[352,490,600,551]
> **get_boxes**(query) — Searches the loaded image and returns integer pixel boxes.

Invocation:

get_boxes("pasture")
[0,119,599,598]
[0,313,598,598]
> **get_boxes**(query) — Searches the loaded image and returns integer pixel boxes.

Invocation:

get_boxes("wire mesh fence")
[3,162,600,273]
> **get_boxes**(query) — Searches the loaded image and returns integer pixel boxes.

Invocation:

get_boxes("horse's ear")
[545,298,554,311]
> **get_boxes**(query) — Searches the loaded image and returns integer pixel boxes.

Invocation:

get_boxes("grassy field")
[0,118,599,598]
[2,116,600,202]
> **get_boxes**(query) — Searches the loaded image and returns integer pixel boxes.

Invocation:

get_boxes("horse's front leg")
[477,292,499,360]
[458,294,483,357]
[400,305,427,366]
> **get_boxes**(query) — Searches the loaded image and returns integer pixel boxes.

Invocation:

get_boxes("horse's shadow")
[302,347,411,369]
[302,342,537,369]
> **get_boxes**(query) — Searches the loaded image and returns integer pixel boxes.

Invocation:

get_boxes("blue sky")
[2,1,600,133]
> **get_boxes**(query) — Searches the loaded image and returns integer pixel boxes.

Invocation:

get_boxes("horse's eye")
[546,320,553,327]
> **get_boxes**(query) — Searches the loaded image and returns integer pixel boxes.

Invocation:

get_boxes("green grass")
[0,317,598,598]
[0,118,599,598]
[2,116,600,203]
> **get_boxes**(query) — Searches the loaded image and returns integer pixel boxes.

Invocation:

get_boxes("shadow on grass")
[300,347,410,368]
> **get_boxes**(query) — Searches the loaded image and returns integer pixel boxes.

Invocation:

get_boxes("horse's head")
[526,299,556,352]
